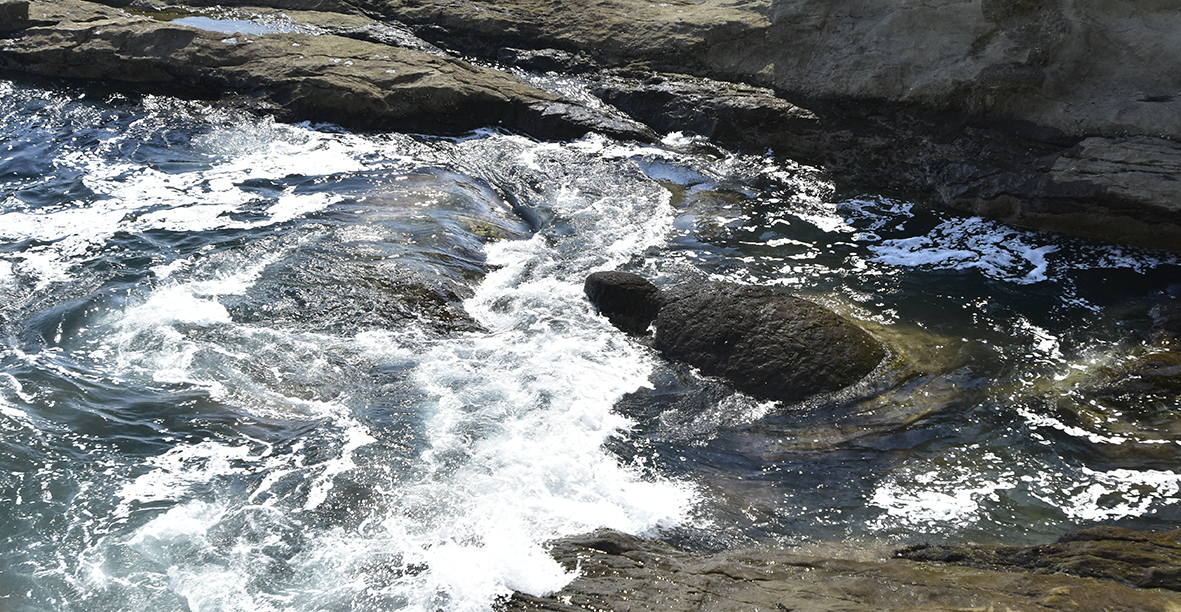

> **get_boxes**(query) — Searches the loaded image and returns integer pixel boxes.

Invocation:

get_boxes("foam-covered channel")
[3,79,1181,612]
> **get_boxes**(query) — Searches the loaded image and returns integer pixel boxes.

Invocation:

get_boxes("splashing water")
[2,80,1181,611]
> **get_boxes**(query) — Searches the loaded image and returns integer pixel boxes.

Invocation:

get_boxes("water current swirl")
[1,80,1180,611]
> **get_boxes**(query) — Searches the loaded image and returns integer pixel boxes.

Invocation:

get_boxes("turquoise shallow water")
[1,79,1180,611]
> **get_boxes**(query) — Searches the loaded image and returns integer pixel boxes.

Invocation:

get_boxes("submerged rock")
[585,273,885,402]
[502,528,1181,612]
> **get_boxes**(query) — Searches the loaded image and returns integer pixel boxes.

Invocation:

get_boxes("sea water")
[1,79,1180,611]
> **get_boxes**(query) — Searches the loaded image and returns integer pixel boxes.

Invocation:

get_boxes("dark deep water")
[1,79,1180,611]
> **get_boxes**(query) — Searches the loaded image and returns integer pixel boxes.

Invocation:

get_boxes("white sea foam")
[868,457,1018,532]
[0,259,12,287]
[116,442,254,517]
[1024,466,1181,522]
[0,372,31,422]
[337,136,696,609]
[70,133,699,612]
[869,217,1058,284]
[0,115,415,288]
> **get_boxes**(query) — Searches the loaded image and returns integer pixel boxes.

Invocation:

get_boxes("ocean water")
[1,79,1180,611]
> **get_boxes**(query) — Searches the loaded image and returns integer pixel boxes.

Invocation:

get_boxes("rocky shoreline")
[3,0,1181,607]
[3,0,1181,249]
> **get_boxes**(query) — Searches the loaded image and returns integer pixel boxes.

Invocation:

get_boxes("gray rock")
[590,71,818,151]
[374,0,1181,142]
[899,525,1181,592]
[655,283,885,403]
[940,135,1181,251]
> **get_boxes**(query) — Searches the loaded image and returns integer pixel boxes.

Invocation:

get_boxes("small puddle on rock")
[171,15,299,35]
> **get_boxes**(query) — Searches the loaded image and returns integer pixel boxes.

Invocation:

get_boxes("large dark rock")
[586,273,885,402]
[655,283,885,403]
[583,271,662,335]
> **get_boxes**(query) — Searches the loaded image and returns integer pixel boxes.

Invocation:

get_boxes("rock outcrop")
[367,0,1181,251]
[585,273,885,402]
[372,0,1181,143]
[0,0,653,139]
[501,529,1181,612]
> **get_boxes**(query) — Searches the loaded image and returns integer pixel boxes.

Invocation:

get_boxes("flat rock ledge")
[503,529,1181,612]
[0,0,653,139]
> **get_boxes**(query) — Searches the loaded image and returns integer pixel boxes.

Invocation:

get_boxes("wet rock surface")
[589,71,819,153]
[584,271,662,336]
[501,529,1181,612]
[655,283,886,403]
[0,0,649,139]
[899,526,1181,592]
[585,273,886,403]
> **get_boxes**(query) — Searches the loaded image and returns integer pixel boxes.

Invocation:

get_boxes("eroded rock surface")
[373,0,1181,142]
[502,529,1181,612]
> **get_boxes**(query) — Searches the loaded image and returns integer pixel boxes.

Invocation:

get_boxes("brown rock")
[899,525,1181,592]
[502,529,1181,612]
